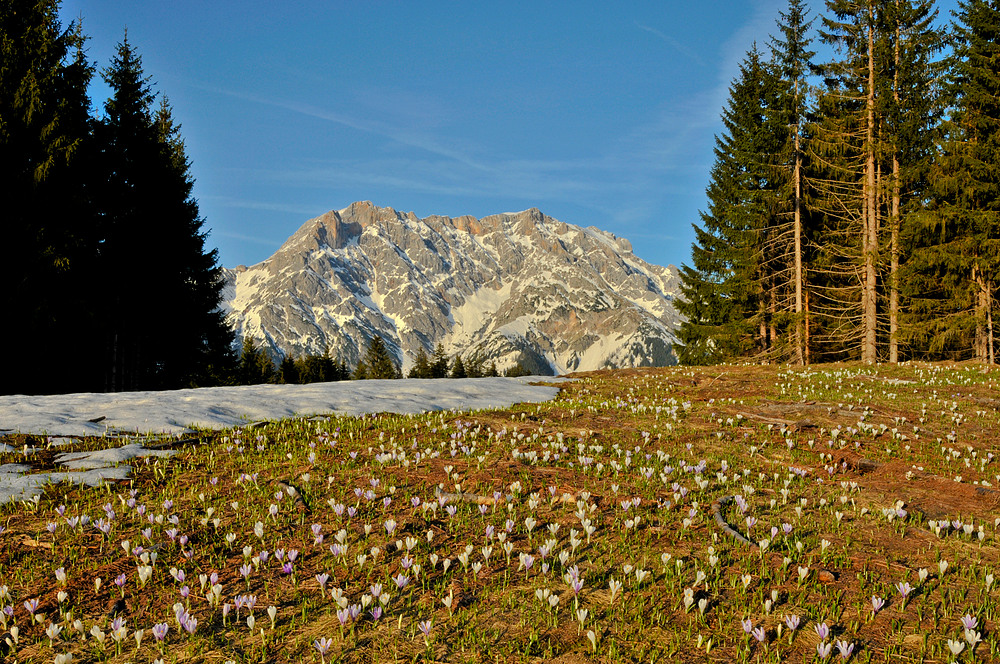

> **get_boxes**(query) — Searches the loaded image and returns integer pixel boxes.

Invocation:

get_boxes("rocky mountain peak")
[223,203,682,374]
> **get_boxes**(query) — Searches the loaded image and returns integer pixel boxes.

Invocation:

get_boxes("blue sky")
[59,0,959,271]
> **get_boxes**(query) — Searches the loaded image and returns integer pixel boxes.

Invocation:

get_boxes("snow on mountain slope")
[222,201,682,374]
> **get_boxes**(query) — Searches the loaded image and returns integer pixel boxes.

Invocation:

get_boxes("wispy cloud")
[215,230,285,247]
[634,22,708,67]
[202,195,324,217]
[192,82,492,173]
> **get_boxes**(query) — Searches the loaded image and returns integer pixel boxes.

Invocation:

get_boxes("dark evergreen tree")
[810,0,943,363]
[450,355,467,379]
[278,355,300,384]
[431,343,449,378]
[408,346,432,378]
[677,46,785,364]
[902,0,1000,363]
[0,1,98,394]
[361,335,400,379]
[770,0,817,364]
[94,35,234,390]
[238,337,275,385]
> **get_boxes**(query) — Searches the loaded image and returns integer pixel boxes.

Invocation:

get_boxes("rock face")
[221,201,682,374]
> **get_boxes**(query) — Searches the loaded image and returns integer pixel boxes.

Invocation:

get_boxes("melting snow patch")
[0,376,565,437]
[56,443,177,470]
[1,464,129,504]
[1,444,179,503]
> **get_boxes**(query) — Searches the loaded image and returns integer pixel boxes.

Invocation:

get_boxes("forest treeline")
[678,0,1000,366]
[236,337,520,386]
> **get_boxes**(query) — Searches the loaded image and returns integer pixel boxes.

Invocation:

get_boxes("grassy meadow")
[2,363,1000,663]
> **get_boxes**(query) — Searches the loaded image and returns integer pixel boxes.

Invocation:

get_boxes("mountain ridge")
[222,201,682,374]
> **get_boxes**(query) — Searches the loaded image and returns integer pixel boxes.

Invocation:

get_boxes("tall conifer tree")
[678,46,785,363]
[903,0,1000,363]
[0,1,97,394]
[770,0,817,364]
[95,35,234,390]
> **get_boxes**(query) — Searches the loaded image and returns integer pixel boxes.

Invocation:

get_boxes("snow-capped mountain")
[222,201,682,374]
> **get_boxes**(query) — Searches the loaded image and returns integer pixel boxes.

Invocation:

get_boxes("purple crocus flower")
[835,639,854,659]
[815,622,830,640]
[314,636,333,657]
[961,614,978,630]
[741,618,753,634]
[152,622,168,641]
[871,595,885,613]
[817,641,833,659]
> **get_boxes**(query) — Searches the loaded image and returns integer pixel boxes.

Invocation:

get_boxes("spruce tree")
[362,336,400,379]
[278,356,300,384]
[770,0,817,364]
[677,46,785,363]
[94,35,234,390]
[431,343,450,378]
[238,337,275,385]
[408,347,432,378]
[883,0,945,362]
[0,1,97,394]
[810,0,942,363]
[450,355,467,379]
[903,0,1000,362]
[814,0,885,363]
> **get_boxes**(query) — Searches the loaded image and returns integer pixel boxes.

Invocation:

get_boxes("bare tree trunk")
[863,9,878,364]
[989,283,995,365]
[889,21,901,364]
[794,124,805,366]
[975,264,986,362]
[805,288,811,365]
[770,283,778,351]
